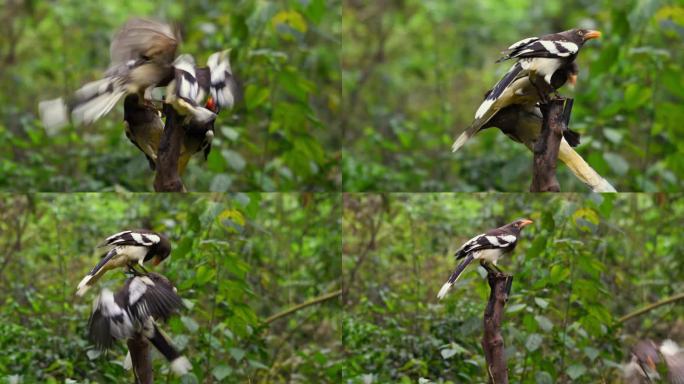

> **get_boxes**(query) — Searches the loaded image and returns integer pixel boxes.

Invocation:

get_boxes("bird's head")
[510,218,534,230]
[632,339,661,372]
[153,234,172,265]
[561,28,602,45]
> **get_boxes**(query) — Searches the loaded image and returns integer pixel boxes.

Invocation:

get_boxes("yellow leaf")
[271,10,308,33]
[217,209,245,228]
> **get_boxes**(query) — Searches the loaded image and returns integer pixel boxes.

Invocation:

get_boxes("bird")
[452,61,581,152]
[437,219,533,300]
[88,272,191,377]
[122,51,237,172]
[481,103,617,192]
[165,50,237,123]
[496,29,601,88]
[76,230,171,297]
[624,339,684,383]
[452,28,600,153]
[71,18,179,125]
[123,94,164,171]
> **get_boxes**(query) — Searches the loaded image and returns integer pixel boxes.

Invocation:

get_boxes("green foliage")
[343,193,684,383]
[342,0,684,191]
[0,193,341,382]
[0,0,341,191]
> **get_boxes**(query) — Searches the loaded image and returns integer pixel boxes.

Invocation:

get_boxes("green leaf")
[222,149,246,171]
[566,364,587,380]
[181,316,199,333]
[534,371,553,384]
[535,315,553,332]
[525,333,542,352]
[603,153,629,176]
[212,365,233,381]
[534,297,549,309]
[229,347,246,362]
[584,347,600,361]
[506,303,527,313]
[244,85,270,111]
[210,174,233,192]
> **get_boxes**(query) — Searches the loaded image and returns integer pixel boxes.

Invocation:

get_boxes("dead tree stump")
[530,98,571,192]
[481,271,513,384]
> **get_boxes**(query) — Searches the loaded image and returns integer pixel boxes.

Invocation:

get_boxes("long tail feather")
[147,322,191,376]
[558,139,617,192]
[437,253,474,299]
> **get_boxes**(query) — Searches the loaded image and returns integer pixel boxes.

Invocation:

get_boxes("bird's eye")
[578,31,583,35]
[141,55,151,61]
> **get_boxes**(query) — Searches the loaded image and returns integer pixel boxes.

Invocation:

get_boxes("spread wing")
[125,274,184,323]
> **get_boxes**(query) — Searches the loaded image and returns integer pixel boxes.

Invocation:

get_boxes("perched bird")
[437,219,533,300]
[123,94,164,171]
[88,272,191,376]
[452,61,580,152]
[72,18,179,125]
[496,29,601,88]
[481,104,616,192]
[624,339,684,383]
[76,230,171,297]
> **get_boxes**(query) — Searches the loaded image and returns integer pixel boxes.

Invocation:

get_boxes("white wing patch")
[556,41,578,54]
[540,40,561,55]
[475,98,495,119]
[508,37,538,50]
[129,277,149,305]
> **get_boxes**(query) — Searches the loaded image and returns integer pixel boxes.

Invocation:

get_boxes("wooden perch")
[618,292,684,323]
[530,98,569,192]
[128,334,153,384]
[263,289,341,325]
[482,270,513,384]
[154,104,185,192]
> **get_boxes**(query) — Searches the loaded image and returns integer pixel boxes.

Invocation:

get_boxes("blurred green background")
[342,0,683,192]
[343,193,684,383]
[0,0,341,192]
[0,193,341,383]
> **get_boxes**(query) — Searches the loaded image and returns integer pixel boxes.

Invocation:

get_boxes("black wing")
[124,273,184,323]
[498,38,579,61]
[455,230,518,259]
[99,230,162,248]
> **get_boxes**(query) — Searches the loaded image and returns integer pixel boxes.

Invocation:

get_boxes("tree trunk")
[127,334,153,384]
[481,271,513,384]
[530,98,569,192]
[154,104,185,192]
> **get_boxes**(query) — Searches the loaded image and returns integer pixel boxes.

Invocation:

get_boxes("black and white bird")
[88,272,191,376]
[437,219,533,300]
[76,230,171,297]
[452,28,600,152]
[452,61,581,152]
[624,339,684,383]
[165,50,237,124]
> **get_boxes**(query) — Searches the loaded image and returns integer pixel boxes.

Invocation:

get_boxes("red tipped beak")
[568,74,578,87]
[152,257,161,266]
[520,219,534,228]
[584,30,601,40]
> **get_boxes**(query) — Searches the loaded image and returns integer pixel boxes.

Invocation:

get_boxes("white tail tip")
[452,133,469,152]
[123,351,132,370]
[170,356,192,376]
[76,275,92,297]
[38,98,69,135]
[437,282,452,300]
